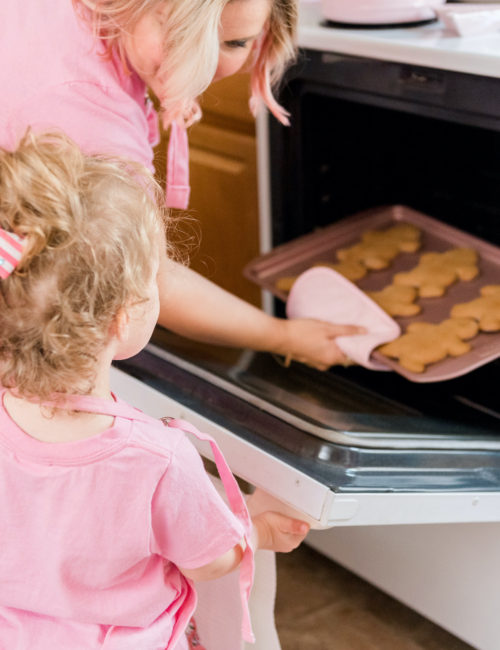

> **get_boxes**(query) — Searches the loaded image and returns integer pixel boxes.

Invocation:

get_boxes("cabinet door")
[188,122,261,306]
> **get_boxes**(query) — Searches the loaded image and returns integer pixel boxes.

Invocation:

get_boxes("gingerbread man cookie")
[451,285,500,332]
[378,317,479,373]
[275,275,297,293]
[336,222,422,271]
[366,284,421,317]
[314,261,367,281]
[275,259,367,293]
[393,248,479,298]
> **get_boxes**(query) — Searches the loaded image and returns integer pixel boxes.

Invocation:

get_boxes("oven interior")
[263,51,500,436]
[270,52,500,248]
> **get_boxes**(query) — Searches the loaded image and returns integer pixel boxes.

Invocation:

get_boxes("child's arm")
[179,511,310,582]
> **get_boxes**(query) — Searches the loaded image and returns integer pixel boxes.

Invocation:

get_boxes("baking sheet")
[244,205,500,382]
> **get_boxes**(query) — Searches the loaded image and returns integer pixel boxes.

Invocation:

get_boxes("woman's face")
[215,0,271,82]
[123,0,271,92]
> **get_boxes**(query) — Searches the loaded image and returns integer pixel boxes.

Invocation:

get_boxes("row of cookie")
[276,245,480,319]
[377,285,500,373]
[276,242,479,306]
[368,247,478,317]
[275,221,424,291]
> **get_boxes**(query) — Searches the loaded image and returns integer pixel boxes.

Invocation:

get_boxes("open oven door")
[112,329,500,530]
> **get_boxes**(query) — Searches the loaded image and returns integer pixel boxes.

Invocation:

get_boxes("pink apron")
[143,96,190,211]
[50,394,255,648]
[165,122,191,210]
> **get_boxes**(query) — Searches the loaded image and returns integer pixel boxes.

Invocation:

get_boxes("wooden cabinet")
[155,74,261,307]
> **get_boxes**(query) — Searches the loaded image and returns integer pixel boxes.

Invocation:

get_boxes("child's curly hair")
[0,131,167,401]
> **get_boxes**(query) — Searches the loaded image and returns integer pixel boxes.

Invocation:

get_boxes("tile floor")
[274,544,474,650]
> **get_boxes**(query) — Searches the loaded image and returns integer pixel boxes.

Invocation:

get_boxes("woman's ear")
[111,307,130,342]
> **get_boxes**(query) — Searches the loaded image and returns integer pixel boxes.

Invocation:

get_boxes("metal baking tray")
[244,205,500,382]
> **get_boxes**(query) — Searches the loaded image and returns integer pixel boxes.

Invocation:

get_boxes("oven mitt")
[286,266,400,371]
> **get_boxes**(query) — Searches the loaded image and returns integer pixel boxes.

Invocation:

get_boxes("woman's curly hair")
[0,130,167,401]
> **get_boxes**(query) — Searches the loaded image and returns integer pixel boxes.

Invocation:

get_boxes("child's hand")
[252,511,310,553]
[180,511,310,582]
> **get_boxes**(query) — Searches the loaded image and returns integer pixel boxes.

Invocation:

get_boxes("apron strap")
[165,121,190,210]
[166,418,255,644]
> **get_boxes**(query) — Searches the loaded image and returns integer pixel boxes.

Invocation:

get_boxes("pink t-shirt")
[0,0,190,208]
[0,1,157,167]
[0,389,245,649]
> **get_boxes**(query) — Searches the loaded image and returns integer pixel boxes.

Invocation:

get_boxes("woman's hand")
[157,261,365,370]
[252,511,310,553]
[274,318,365,371]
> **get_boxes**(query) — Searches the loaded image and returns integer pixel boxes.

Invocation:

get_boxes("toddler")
[0,131,309,650]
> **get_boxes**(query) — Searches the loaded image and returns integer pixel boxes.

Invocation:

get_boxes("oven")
[111,4,500,648]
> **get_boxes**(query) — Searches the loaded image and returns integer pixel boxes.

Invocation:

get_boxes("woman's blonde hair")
[0,131,166,401]
[74,0,297,127]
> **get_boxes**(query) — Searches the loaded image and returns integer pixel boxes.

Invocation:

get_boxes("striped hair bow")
[0,228,26,279]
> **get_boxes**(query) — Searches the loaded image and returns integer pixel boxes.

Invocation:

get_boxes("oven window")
[273,90,500,247]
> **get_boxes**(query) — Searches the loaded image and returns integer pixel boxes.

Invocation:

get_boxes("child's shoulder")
[126,416,187,461]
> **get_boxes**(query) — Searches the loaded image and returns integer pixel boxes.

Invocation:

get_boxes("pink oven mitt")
[286,266,400,371]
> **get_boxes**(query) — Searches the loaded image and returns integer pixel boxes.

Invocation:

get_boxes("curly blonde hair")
[74,0,297,126]
[0,131,166,401]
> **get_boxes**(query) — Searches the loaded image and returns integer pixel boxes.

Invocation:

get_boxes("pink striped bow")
[0,229,25,279]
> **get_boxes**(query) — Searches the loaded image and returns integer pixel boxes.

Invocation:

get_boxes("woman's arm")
[179,511,309,582]
[157,254,363,370]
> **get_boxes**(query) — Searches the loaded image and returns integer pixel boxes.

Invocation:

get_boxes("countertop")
[298,1,500,78]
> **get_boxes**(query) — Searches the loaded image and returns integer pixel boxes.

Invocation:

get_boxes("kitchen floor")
[275,544,474,650]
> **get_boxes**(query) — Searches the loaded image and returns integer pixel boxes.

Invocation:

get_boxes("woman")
[0,0,361,370]
[0,2,354,647]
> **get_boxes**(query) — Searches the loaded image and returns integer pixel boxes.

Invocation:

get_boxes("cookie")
[451,285,500,332]
[393,248,479,298]
[313,261,367,281]
[275,275,297,292]
[274,259,367,293]
[378,317,479,373]
[366,284,421,317]
[336,222,421,270]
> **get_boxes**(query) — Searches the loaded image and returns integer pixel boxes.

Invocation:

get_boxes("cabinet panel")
[154,73,261,306]
[188,123,260,305]
[200,74,255,134]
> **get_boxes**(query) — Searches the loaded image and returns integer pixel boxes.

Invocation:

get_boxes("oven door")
[112,328,500,530]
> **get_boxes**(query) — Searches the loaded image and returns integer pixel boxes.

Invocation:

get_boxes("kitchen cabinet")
[155,74,262,307]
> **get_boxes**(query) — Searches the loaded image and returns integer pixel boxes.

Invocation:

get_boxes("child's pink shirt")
[0,390,245,649]
[0,0,189,208]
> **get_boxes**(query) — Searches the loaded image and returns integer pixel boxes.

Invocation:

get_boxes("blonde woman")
[1,0,361,369]
[0,130,309,650]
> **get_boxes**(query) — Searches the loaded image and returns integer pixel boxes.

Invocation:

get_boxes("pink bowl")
[320,0,446,25]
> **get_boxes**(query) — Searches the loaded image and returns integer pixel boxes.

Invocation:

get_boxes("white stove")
[297,0,500,77]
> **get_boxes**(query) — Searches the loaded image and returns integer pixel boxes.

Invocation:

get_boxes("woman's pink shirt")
[0,1,159,176]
